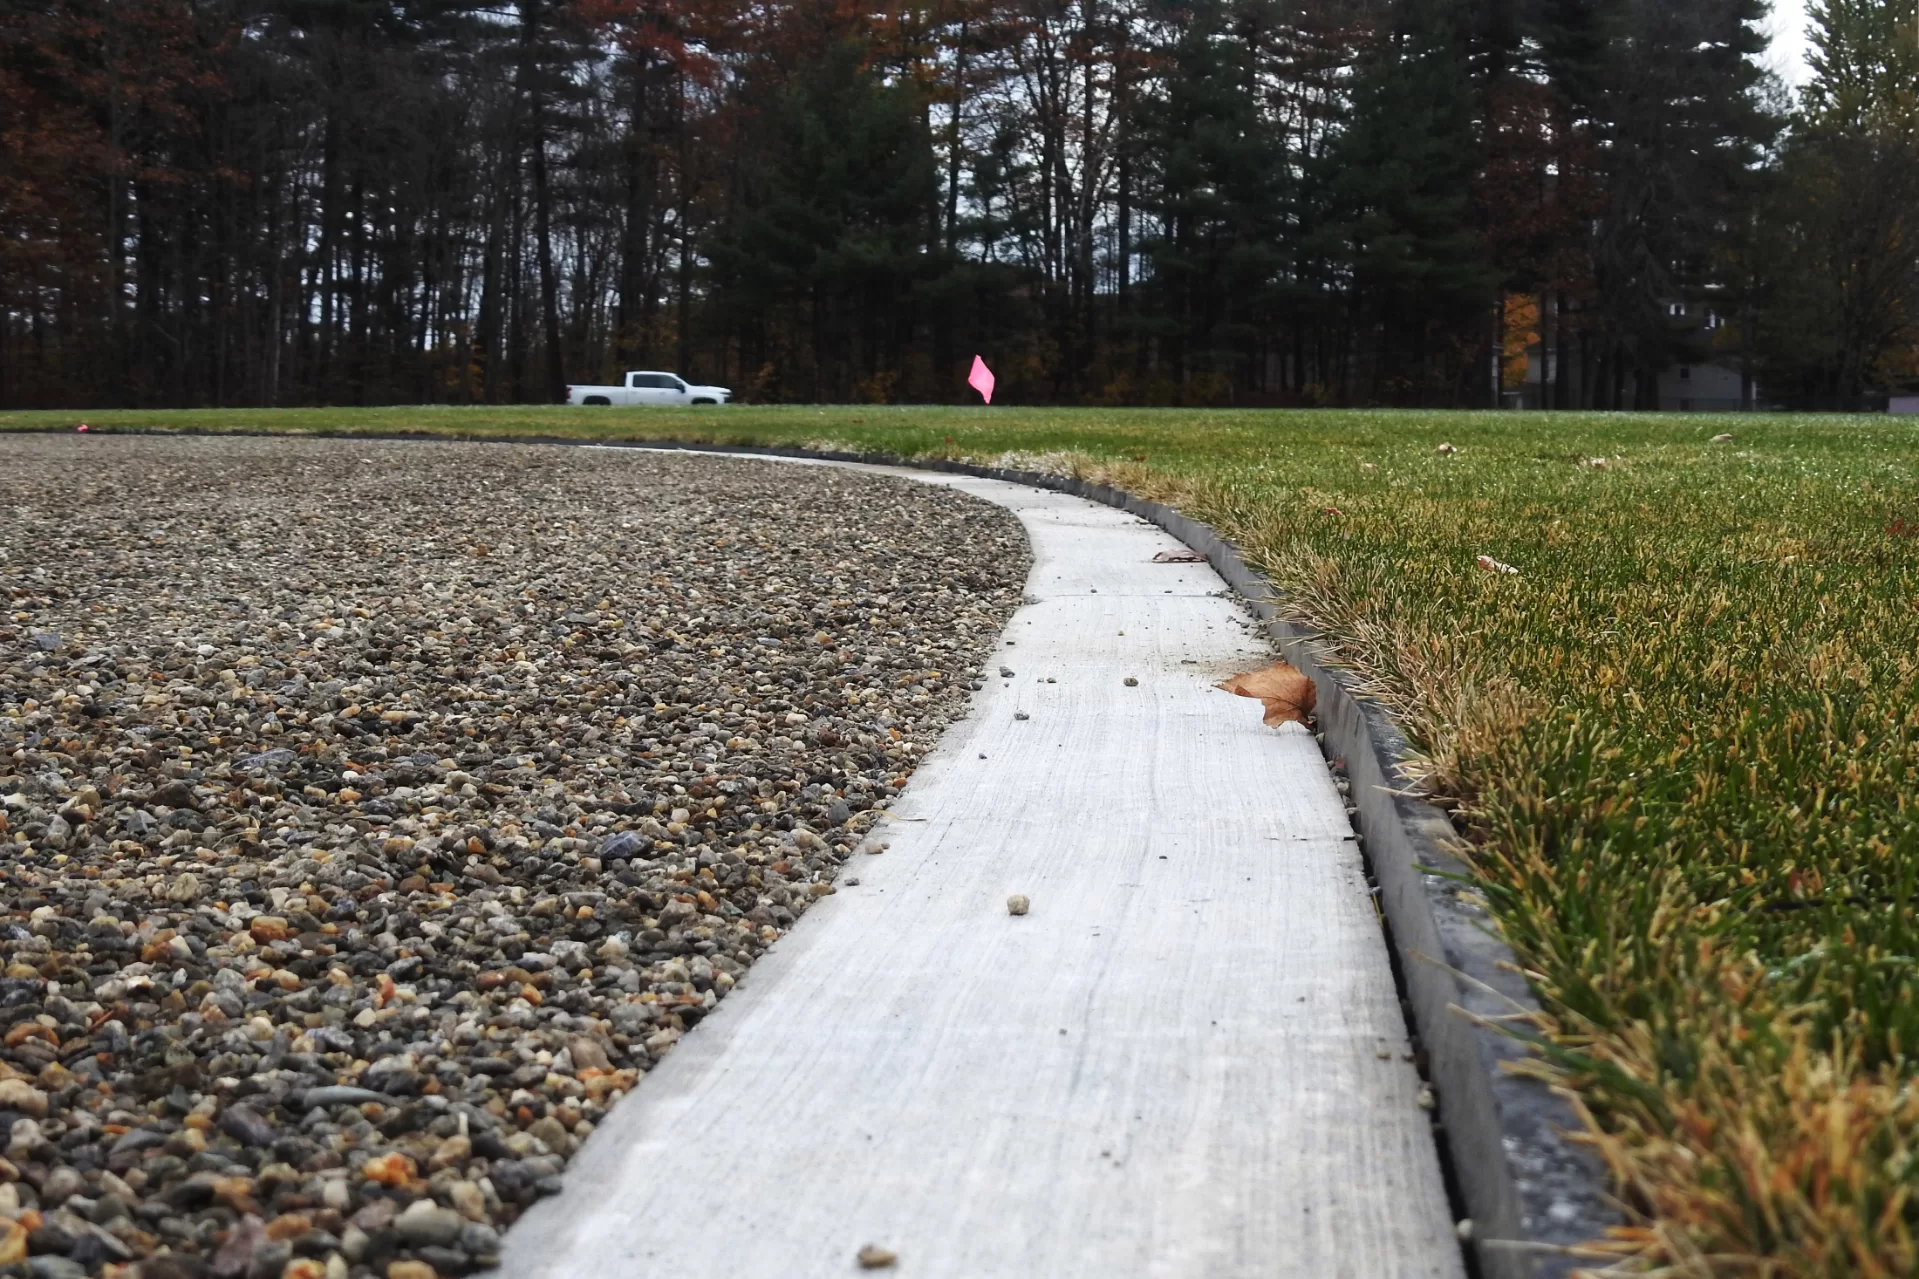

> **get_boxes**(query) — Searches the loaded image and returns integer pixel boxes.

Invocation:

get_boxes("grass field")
[8,403,1919,1273]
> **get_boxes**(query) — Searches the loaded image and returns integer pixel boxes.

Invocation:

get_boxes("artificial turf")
[7,403,1918,1272]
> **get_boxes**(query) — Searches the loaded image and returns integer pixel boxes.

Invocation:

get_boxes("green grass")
[9,403,1919,1272]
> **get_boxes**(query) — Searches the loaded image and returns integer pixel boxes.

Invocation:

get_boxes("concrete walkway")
[496,463,1465,1278]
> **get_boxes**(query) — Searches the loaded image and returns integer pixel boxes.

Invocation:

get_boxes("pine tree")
[704,32,942,401]
[1748,0,1919,404]
[1317,0,1495,403]
[1131,0,1291,403]
[1522,0,1778,407]
[1801,0,1919,129]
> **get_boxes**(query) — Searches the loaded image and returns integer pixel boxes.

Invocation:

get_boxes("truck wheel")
[582,396,611,406]
[690,398,716,405]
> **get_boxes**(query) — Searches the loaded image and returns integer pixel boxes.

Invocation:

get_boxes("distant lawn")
[8,402,1919,1272]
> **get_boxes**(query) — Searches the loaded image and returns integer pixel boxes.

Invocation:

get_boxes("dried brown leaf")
[1152,549,1205,563]
[1217,662,1316,726]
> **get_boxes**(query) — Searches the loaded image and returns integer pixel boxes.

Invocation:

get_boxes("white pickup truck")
[565,371,732,406]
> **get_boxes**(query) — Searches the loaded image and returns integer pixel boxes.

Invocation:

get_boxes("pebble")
[0,436,1028,1276]
[446,1181,485,1222]
[427,1132,470,1170]
[0,1080,47,1117]
[361,1153,418,1187]
[210,1213,268,1277]
[42,1165,83,1205]
[217,1102,276,1146]
[461,1220,501,1254]
[393,1199,465,1246]
[1007,895,1031,916]
[856,1243,899,1269]
[300,1086,390,1110]
[384,1263,436,1279]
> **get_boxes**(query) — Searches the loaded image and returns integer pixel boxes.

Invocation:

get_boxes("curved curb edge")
[22,425,1619,1276]
[616,440,1624,1279]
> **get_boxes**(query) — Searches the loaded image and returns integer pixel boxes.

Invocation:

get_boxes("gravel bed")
[0,436,1029,1279]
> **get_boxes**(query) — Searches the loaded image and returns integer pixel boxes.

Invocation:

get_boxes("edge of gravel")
[31,427,1617,1278]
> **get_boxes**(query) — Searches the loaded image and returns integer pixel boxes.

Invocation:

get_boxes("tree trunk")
[617,49,654,370]
[675,66,692,377]
[318,111,341,402]
[1538,290,1554,409]
[1553,295,1572,409]
[522,0,566,403]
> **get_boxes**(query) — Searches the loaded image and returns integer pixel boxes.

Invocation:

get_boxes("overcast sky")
[1765,0,1814,87]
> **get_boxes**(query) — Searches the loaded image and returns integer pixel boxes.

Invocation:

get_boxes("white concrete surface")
[497,462,1464,1278]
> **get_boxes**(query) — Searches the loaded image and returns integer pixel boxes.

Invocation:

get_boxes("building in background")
[1506,298,1759,411]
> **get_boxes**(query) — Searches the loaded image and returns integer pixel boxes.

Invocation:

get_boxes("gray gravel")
[0,435,1029,1278]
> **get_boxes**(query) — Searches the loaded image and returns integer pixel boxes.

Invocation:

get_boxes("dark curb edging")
[30,427,1618,1275]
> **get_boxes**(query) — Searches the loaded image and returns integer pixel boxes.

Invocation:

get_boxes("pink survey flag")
[967,354,995,404]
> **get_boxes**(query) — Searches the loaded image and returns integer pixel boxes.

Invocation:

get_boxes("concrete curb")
[613,439,1623,1279]
[31,426,1618,1275]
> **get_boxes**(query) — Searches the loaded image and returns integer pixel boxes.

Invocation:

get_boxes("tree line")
[1,0,1914,411]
